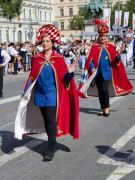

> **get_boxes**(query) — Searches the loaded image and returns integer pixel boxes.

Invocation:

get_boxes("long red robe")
[78,42,133,97]
[22,50,79,139]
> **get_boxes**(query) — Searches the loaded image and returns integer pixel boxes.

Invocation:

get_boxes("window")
[29,10,32,20]
[45,12,47,21]
[49,12,51,22]
[13,30,15,42]
[69,8,73,16]
[60,9,64,16]
[61,22,64,30]
[40,11,42,21]
[18,31,22,43]
[25,31,27,41]
[6,30,9,43]
[23,9,26,19]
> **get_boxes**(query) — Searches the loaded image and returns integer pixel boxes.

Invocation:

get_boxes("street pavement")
[0,67,135,180]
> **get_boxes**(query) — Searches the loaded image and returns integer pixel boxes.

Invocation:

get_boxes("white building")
[54,0,86,37]
[0,0,129,43]
[0,0,55,43]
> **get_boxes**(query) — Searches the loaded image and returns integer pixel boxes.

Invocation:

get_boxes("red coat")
[78,42,133,97]
[24,50,79,139]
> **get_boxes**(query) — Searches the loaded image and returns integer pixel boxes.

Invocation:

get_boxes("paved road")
[0,68,135,180]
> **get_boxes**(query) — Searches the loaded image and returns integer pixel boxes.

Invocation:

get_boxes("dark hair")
[8,42,15,47]
[51,40,56,50]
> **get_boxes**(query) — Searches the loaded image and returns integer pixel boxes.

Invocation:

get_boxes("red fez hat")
[92,19,109,35]
[36,24,61,45]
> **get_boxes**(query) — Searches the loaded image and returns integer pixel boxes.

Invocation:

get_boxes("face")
[42,36,53,51]
[98,35,108,44]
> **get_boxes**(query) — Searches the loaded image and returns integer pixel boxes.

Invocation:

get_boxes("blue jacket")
[90,48,112,80]
[133,38,135,58]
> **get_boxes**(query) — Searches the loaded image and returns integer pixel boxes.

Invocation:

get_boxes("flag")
[123,12,129,27]
[103,8,111,29]
[133,14,135,30]
[115,10,122,25]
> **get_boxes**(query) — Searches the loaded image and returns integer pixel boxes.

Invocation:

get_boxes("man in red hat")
[15,24,79,161]
[78,19,133,117]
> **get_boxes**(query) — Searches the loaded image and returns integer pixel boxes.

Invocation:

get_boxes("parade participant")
[120,42,127,67]
[125,29,134,67]
[14,24,79,161]
[0,44,11,98]
[133,30,135,69]
[78,19,133,117]
[79,43,88,73]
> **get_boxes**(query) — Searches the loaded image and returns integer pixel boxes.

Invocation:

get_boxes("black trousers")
[40,107,57,147]
[133,58,135,69]
[95,73,110,109]
[0,66,3,96]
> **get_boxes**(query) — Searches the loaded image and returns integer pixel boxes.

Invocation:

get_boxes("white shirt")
[1,49,11,66]
[8,46,18,56]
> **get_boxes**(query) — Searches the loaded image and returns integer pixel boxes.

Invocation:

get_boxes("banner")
[133,14,135,30]
[115,10,122,25]
[103,8,111,29]
[123,12,129,27]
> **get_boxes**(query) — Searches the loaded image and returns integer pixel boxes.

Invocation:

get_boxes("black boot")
[43,142,56,161]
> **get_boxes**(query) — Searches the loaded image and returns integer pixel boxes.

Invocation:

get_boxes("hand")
[68,56,79,73]
[91,68,96,73]
[0,64,3,68]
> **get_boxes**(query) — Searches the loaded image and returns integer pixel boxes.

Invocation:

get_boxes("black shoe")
[98,112,110,117]
[43,149,55,161]
[103,112,110,117]
[0,93,3,98]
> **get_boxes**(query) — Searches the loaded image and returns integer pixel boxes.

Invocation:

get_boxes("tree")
[70,15,84,30]
[0,0,23,21]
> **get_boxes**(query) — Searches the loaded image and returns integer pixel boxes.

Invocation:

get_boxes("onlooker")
[0,43,11,98]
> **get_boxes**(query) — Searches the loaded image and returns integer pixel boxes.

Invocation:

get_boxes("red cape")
[78,42,133,97]
[24,50,79,139]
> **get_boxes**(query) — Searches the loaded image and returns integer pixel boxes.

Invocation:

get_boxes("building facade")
[0,0,54,43]
[54,0,86,36]
[0,0,129,43]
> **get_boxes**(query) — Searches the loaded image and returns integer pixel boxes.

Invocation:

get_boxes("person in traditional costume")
[78,19,133,117]
[132,29,135,69]
[124,28,134,67]
[14,24,79,161]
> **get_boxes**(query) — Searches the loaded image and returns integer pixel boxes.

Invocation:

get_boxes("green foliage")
[70,15,84,30]
[0,0,23,21]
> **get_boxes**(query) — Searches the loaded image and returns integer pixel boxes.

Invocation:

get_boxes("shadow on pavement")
[80,107,117,116]
[95,145,135,165]
[0,131,71,158]
[80,107,101,115]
